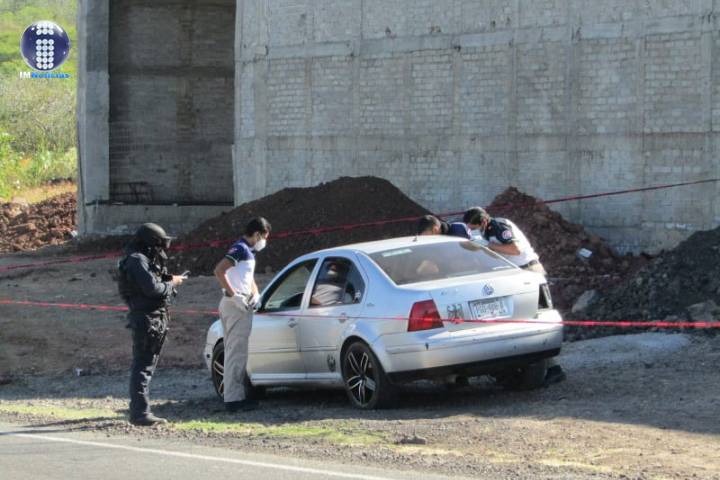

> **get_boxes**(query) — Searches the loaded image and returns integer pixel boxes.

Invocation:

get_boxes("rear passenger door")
[298,255,368,380]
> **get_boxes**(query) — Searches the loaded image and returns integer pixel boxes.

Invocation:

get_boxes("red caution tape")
[0,299,218,317]
[261,311,720,329]
[1,178,718,274]
[1,299,718,329]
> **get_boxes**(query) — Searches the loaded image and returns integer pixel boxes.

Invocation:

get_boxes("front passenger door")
[249,259,317,381]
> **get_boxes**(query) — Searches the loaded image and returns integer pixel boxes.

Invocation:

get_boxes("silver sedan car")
[204,235,563,409]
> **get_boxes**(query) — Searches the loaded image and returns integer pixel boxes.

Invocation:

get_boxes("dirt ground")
[0,247,242,375]
[2,247,720,479]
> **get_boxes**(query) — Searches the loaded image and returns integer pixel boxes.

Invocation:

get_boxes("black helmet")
[135,223,173,249]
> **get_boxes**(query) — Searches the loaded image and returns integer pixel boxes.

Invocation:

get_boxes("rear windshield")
[369,241,515,285]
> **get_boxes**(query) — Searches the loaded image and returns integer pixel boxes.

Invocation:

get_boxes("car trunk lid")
[426,272,540,332]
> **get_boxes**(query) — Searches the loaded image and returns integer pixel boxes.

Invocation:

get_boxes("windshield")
[369,241,515,285]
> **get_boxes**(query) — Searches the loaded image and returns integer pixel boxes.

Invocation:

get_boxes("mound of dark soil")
[486,187,647,313]
[0,193,76,253]
[574,226,720,337]
[170,177,430,275]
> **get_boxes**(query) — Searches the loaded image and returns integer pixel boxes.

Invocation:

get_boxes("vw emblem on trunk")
[482,284,494,296]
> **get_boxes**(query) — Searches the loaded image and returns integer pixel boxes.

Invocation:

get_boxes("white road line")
[3,431,395,480]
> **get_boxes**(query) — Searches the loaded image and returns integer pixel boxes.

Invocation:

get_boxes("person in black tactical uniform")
[118,223,185,426]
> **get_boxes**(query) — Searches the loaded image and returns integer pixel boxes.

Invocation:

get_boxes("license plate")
[470,298,509,319]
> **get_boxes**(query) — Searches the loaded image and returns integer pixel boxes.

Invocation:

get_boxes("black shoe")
[544,365,567,386]
[130,413,168,426]
[225,399,259,413]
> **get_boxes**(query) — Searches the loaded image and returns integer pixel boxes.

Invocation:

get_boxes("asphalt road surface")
[0,422,471,480]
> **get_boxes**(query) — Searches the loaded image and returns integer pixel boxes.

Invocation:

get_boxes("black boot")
[130,413,168,426]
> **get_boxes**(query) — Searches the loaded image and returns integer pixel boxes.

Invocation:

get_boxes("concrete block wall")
[78,0,237,235]
[235,0,720,253]
[107,0,235,205]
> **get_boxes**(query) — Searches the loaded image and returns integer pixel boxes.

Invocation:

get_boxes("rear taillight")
[538,283,553,310]
[408,300,444,332]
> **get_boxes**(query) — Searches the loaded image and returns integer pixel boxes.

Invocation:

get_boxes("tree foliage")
[0,0,77,199]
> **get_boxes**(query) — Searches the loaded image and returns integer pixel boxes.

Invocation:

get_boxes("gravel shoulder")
[2,333,719,479]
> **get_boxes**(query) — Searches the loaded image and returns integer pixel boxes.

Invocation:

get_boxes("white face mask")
[253,237,267,252]
[470,229,483,239]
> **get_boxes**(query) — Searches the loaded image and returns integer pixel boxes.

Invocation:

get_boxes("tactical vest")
[117,248,170,308]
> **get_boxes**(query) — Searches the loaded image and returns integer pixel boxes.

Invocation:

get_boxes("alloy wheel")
[212,344,224,398]
[344,346,377,407]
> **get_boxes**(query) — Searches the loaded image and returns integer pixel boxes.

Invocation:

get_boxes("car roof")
[315,235,466,256]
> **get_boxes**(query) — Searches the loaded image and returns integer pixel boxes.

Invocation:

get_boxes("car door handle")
[338,313,348,323]
[288,318,298,328]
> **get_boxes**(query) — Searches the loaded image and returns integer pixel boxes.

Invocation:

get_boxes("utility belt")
[128,304,169,313]
[127,309,169,337]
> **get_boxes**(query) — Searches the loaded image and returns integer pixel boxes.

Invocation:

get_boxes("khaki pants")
[218,296,253,403]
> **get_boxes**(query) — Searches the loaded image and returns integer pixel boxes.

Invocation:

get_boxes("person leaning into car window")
[413,216,446,278]
[463,207,566,385]
[213,217,271,413]
[416,215,449,236]
[462,207,547,276]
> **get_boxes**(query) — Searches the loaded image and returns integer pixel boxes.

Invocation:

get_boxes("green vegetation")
[0,402,122,421]
[0,0,77,200]
[175,419,390,446]
[0,401,389,447]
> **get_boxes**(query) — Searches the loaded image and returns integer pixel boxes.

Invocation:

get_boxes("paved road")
[0,422,469,480]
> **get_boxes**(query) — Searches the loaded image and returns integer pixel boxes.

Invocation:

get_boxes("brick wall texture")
[107,0,720,251]
[233,0,720,253]
[108,0,235,205]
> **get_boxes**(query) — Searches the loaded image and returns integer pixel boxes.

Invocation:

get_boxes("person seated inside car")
[310,260,352,306]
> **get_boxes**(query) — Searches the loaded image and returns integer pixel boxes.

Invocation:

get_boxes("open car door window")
[260,259,318,312]
[309,257,366,308]
[301,256,367,376]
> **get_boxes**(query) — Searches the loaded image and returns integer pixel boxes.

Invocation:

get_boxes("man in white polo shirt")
[213,217,271,412]
[462,206,546,275]
[463,207,565,385]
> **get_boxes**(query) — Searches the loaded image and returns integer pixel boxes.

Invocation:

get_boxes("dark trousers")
[128,316,166,419]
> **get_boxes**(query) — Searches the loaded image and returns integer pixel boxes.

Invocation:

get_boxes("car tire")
[211,341,265,401]
[341,341,397,409]
[494,359,548,391]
